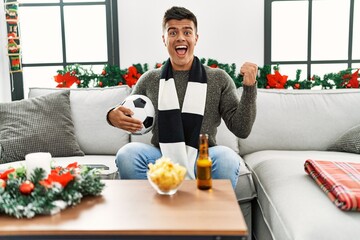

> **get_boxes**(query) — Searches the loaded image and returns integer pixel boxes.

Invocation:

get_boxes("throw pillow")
[28,86,132,155]
[328,124,360,154]
[0,90,84,164]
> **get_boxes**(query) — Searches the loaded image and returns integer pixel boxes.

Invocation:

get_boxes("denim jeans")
[115,142,241,189]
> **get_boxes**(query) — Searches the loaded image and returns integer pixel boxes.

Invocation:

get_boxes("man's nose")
[176,32,185,41]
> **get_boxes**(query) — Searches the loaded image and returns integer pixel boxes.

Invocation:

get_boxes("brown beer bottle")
[196,133,212,190]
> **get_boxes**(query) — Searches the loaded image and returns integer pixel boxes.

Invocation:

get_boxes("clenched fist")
[240,62,258,86]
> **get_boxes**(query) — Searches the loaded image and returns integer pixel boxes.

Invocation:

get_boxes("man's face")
[162,19,198,71]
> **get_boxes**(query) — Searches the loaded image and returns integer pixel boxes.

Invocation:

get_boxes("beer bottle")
[196,133,212,190]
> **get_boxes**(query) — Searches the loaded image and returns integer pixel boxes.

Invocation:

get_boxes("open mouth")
[175,46,188,55]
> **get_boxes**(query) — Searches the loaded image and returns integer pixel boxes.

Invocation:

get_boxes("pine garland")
[54,59,359,90]
[0,163,105,219]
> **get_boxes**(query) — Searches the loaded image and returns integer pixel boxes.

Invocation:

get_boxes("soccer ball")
[121,94,155,135]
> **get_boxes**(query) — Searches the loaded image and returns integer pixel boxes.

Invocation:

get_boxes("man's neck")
[171,57,194,71]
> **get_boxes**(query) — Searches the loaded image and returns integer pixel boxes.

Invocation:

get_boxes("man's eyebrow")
[167,27,177,32]
[167,26,193,32]
[183,26,193,31]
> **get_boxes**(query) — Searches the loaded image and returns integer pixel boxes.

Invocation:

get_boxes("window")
[12,0,118,100]
[265,0,360,81]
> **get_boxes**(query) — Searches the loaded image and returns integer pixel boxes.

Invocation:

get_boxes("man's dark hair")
[162,6,198,33]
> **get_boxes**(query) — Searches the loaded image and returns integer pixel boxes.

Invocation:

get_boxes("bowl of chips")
[147,157,187,195]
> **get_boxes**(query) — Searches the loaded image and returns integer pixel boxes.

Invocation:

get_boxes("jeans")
[115,142,241,189]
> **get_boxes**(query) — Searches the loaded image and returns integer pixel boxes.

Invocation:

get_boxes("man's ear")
[162,35,166,46]
[195,34,199,45]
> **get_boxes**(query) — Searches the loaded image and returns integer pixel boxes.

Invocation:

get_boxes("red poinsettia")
[11,58,20,66]
[54,72,80,88]
[66,162,79,169]
[0,168,15,181]
[267,70,288,89]
[50,171,74,188]
[40,162,80,188]
[123,66,141,87]
[40,170,75,188]
[210,64,218,68]
[347,69,359,88]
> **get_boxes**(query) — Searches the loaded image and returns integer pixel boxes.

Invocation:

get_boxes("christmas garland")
[54,63,149,88]
[54,59,360,90]
[0,162,105,219]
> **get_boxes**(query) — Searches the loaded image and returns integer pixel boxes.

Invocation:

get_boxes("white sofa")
[240,89,360,240]
[15,86,254,237]
[2,86,360,240]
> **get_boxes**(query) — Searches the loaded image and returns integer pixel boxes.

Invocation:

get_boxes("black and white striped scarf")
[158,57,207,179]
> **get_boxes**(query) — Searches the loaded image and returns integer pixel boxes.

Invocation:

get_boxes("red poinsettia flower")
[49,171,74,187]
[67,162,81,176]
[54,72,79,88]
[210,64,218,68]
[123,66,141,87]
[267,70,288,89]
[348,69,359,88]
[40,163,78,188]
[342,73,351,86]
[51,167,62,175]
[294,83,300,89]
[11,58,20,66]
[41,171,75,188]
[156,63,162,68]
[0,168,15,181]
[66,162,78,169]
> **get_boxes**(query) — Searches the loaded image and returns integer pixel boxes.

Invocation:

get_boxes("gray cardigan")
[132,65,257,148]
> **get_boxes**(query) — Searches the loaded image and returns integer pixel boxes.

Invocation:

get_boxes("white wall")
[0,1,264,102]
[117,0,264,71]
[0,1,11,102]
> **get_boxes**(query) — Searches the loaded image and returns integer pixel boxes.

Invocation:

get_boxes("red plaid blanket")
[304,159,360,211]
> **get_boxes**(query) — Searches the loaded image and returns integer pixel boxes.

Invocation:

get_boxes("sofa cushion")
[244,150,360,240]
[0,90,84,163]
[216,120,257,203]
[216,119,240,154]
[328,124,360,154]
[29,86,132,155]
[234,157,257,203]
[239,89,360,155]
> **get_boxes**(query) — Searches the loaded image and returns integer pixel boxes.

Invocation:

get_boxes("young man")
[107,6,257,189]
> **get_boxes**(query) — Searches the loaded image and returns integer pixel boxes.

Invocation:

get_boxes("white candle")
[25,152,52,179]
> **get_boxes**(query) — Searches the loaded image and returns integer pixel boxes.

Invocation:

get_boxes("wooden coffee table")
[0,180,248,239]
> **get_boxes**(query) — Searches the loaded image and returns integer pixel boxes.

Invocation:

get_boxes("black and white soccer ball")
[121,94,155,135]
